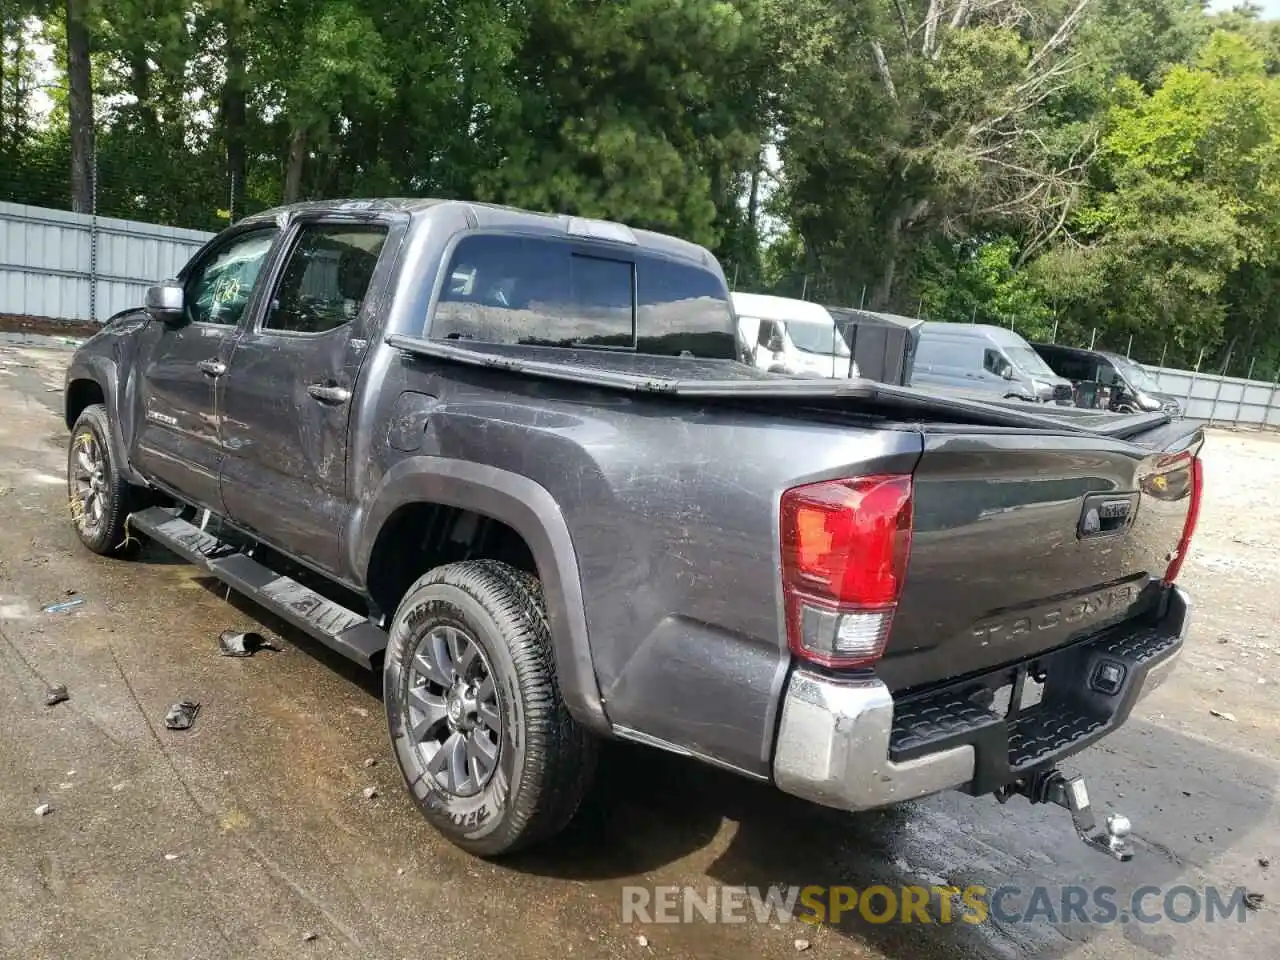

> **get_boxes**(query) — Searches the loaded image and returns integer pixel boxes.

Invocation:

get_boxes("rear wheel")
[67,404,142,556]
[384,560,597,857]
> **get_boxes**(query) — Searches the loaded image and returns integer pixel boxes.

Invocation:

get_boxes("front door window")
[185,229,278,327]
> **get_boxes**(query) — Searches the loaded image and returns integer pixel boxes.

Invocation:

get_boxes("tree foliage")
[3,0,1280,373]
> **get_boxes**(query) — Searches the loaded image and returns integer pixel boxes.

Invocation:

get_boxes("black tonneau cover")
[386,335,1170,440]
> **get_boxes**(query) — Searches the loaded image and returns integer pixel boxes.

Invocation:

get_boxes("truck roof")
[239,198,719,271]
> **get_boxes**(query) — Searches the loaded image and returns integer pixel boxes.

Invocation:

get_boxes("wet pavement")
[1,336,1277,959]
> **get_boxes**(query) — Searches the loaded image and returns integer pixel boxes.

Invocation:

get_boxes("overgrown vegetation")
[2,0,1278,372]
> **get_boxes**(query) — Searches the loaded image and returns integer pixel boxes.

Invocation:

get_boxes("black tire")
[384,560,597,857]
[67,404,141,556]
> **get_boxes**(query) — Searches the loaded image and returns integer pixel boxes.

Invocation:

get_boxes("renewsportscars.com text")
[621,884,1256,926]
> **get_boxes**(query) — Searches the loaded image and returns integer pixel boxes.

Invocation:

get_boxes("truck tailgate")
[878,426,1202,693]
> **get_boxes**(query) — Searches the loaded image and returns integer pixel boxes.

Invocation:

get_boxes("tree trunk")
[870,211,904,310]
[747,147,761,235]
[128,51,156,136]
[66,0,95,214]
[222,15,247,219]
[1,16,8,151]
[283,125,307,203]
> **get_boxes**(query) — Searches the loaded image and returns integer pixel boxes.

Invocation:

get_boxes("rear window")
[430,233,736,357]
[433,235,634,348]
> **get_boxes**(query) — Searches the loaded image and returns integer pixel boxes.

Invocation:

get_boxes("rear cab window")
[429,233,737,358]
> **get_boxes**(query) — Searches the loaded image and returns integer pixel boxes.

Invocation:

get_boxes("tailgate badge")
[1079,495,1136,539]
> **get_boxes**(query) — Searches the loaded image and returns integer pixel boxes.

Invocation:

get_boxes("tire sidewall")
[384,582,529,849]
[67,407,117,553]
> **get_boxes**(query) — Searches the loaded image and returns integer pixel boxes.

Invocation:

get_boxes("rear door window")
[432,235,635,348]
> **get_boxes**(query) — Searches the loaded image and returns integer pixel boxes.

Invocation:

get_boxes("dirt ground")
[1,333,1277,960]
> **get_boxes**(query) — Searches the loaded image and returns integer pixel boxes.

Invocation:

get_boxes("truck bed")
[386,335,1172,439]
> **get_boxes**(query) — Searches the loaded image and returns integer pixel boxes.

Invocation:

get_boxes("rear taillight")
[780,475,913,668]
[1162,454,1203,585]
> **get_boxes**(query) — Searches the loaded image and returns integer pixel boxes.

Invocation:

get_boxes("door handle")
[307,383,351,405]
[198,359,227,377]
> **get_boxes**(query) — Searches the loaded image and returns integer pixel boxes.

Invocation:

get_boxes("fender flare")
[64,357,147,487]
[350,456,610,734]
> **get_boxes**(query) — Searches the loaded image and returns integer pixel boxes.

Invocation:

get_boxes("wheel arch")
[351,456,609,734]
[64,358,146,486]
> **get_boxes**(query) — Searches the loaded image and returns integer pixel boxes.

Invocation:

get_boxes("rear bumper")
[773,586,1190,812]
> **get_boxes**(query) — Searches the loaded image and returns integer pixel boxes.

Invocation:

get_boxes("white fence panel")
[0,201,213,322]
[1147,365,1280,427]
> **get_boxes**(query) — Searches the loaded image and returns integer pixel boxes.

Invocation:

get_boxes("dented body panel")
[64,198,1201,787]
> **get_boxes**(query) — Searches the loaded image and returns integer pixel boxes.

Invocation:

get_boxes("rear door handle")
[198,359,227,377]
[307,383,351,405]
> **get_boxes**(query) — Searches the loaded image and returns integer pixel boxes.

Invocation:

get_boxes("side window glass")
[185,229,278,326]
[1097,361,1120,386]
[984,348,1011,377]
[263,224,388,334]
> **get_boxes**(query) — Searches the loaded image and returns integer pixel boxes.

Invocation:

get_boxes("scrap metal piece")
[218,630,275,658]
[164,699,201,731]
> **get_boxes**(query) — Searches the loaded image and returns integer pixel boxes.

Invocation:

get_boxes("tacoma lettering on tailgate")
[971,583,1139,645]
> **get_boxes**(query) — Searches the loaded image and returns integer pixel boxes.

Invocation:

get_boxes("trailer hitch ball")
[1006,769,1135,862]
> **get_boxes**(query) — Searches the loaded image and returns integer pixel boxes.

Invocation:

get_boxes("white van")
[732,292,859,379]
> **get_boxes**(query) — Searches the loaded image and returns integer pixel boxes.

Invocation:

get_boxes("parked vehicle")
[64,199,1201,861]
[733,292,859,379]
[910,321,1074,404]
[1032,343,1183,416]
[826,306,923,387]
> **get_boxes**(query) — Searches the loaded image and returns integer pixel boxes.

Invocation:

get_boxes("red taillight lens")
[1162,454,1203,585]
[780,475,913,668]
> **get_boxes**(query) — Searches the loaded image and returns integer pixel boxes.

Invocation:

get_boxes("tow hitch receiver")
[999,769,1134,861]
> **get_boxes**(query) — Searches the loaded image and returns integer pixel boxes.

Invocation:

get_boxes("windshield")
[787,320,851,356]
[1005,344,1056,377]
[1112,356,1159,391]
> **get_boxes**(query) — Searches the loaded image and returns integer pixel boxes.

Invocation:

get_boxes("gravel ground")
[0,334,1277,960]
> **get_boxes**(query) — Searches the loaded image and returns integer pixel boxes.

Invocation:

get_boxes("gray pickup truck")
[63,199,1202,859]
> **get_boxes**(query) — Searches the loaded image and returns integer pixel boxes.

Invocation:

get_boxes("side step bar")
[128,506,388,669]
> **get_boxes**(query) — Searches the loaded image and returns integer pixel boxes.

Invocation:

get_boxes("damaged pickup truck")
[64,199,1202,859]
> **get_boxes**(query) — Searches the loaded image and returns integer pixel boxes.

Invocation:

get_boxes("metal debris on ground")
[1209,709,1238,722]
[303,932,319,942]
[164,854,180,861]
[164,699,201,730]
[636,935,649,948]
[363,757,377,768]
[42,598,84,614]
[1260,857,1270,868]
[217,630,277,657]
[361,786,378,800]
[34,803,51,817]
[44,683,69,707]
[1245,892,1265,911]
[794,939,811,952]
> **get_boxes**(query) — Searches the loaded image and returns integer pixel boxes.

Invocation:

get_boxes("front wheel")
[384,560,597,857]
[67,404,141,556]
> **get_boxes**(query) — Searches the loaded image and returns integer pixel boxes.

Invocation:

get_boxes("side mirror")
[1001,366,1016,381]
[145,283,185,326]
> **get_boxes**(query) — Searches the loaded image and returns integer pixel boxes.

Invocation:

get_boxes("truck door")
[131,226,279,512]
[217,219,390,573]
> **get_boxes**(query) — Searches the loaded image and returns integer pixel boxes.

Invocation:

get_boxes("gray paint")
[63,198,1203,780]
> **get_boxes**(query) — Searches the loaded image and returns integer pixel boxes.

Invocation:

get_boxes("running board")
[128,507,388,669]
